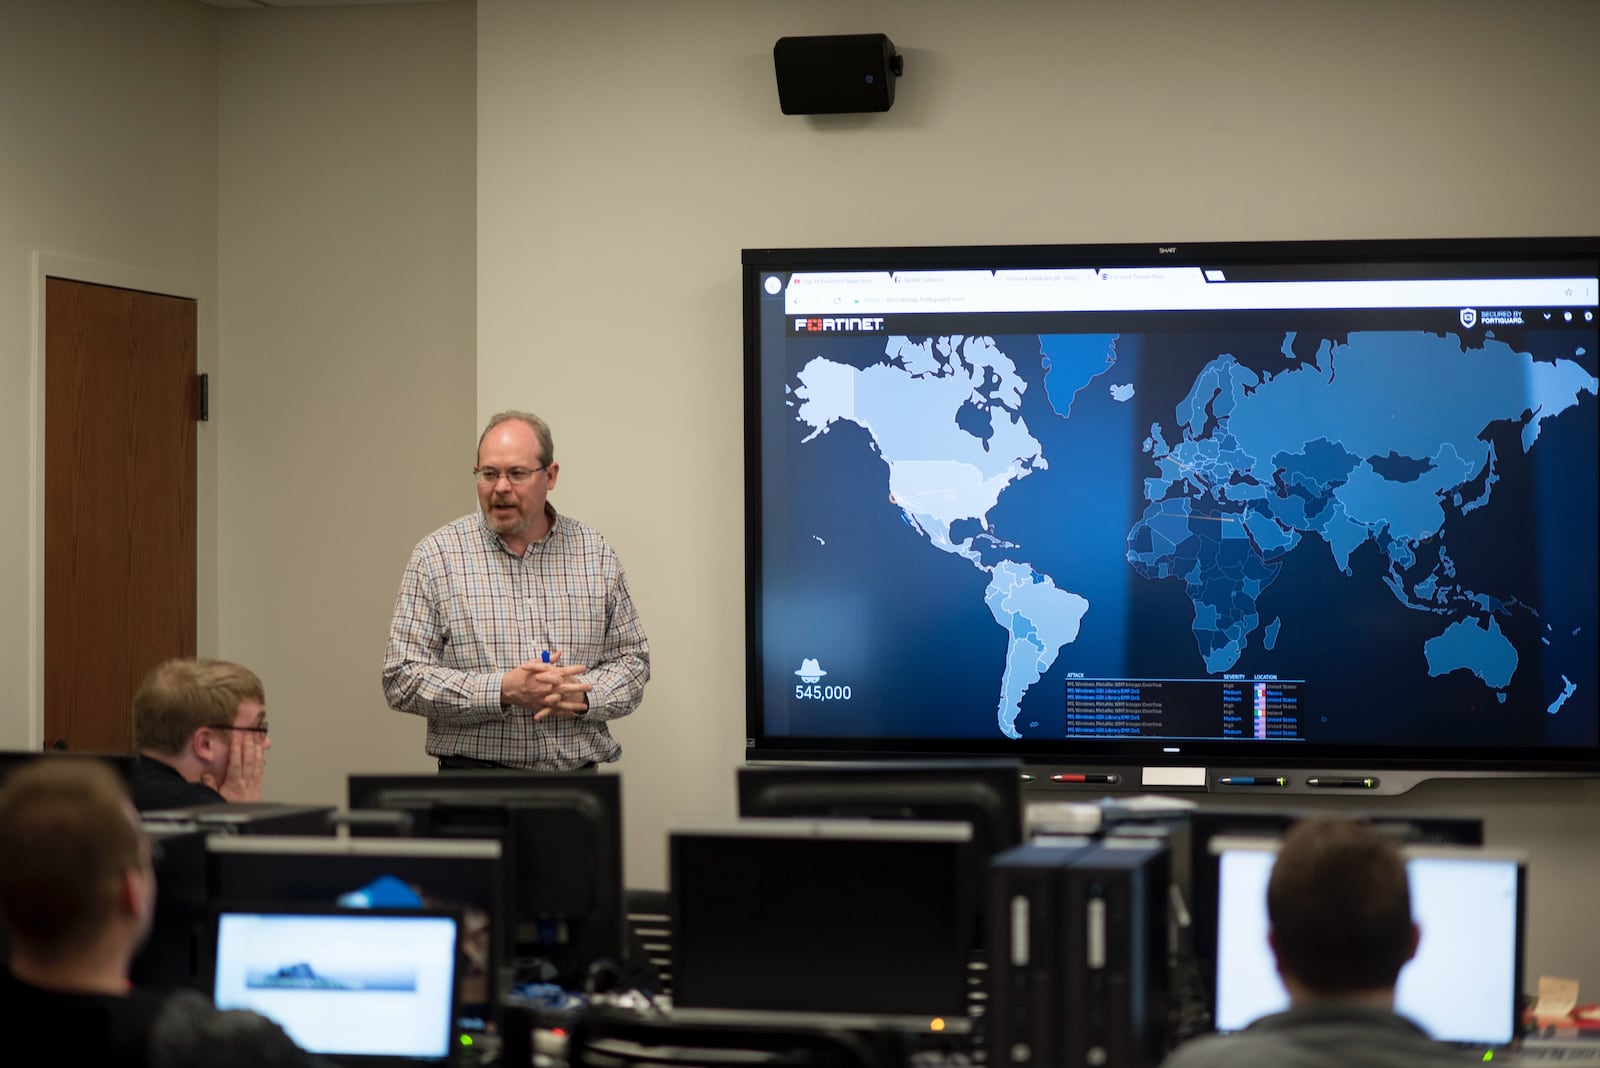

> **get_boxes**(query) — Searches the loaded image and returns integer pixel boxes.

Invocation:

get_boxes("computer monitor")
[1180,807,1483,970]
[0,749,138,792]
[670,819,977,1030]
[207,835,502,1027]
[128,825,212,992]
[737,760,1022,952]
[1209,836,1524,1047]
[210,904,462,1065]
[737,760,1023,850]
[140,801,337,836]
[347,772,624,991]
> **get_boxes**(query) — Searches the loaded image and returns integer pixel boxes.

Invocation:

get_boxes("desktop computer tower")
[1063,838,1169,1068]
[987,838,1095,1068]
[988,836,1170,1068]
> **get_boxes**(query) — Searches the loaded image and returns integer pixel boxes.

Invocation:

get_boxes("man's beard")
[486,498,529,534]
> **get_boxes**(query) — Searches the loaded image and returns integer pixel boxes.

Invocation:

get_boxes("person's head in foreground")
[0,758,154,989]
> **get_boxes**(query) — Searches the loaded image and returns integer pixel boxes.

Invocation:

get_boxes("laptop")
[210,904,463,1065]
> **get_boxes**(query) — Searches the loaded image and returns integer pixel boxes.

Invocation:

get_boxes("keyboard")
[1512,1041,1600,1063]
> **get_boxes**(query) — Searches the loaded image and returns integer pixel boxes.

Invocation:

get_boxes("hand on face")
[201,726,267,802]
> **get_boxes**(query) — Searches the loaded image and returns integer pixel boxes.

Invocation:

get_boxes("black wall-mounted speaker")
[773,34,903,115]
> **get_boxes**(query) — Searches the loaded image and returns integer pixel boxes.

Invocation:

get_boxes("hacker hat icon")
[794,658,828,683]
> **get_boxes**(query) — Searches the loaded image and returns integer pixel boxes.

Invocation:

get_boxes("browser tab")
[1095,267,1209,285]
[995,269,1099,285]
[785,272,897,314]
[891,270,994,287]
[787,272,892,288]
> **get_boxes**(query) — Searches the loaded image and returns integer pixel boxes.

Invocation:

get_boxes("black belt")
[437,755,596,772]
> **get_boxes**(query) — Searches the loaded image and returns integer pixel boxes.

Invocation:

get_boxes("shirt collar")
[1249,1002,1429,1036]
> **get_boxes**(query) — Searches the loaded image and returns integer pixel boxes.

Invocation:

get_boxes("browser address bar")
[783,272,1599,314]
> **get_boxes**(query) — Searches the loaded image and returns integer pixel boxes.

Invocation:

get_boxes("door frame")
[28,251,207,751]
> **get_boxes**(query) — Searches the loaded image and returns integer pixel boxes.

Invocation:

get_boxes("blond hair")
[133,658,265,755]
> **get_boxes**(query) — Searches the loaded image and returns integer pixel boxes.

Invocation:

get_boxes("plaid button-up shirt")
[382,508,650,769]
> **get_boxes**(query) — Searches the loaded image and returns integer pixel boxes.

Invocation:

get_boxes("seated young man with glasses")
[131,658,270,812]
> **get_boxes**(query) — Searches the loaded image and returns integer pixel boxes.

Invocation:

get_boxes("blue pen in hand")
[541,651,551,664]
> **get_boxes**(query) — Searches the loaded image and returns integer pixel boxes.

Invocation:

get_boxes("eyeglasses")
[473,466,547,486]
[207,722,269,736]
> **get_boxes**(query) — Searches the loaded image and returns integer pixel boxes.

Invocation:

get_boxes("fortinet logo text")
[794,317,886,332]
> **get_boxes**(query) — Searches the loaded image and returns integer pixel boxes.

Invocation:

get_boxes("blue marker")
[1217,776,1288,787]
[540,651,551,664]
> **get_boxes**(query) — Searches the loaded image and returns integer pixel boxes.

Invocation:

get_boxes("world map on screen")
[786,329,1596,742]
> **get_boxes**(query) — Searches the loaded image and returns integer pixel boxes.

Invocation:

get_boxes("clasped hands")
[501,650,593,721]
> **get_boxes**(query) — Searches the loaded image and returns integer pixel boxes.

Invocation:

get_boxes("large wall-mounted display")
[743,237,1600,789]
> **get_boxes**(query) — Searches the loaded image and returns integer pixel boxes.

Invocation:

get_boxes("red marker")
[1049,773,1120,785]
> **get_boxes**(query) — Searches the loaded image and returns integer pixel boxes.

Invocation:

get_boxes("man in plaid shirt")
[382,411,650,770]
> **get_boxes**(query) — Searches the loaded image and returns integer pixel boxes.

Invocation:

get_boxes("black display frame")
[742,237,1600,793]
[346,772,625,989]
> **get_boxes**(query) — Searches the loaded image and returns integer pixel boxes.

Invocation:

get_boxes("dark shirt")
[0,968,332,1068]
[0,967,166,1067]
[133,755,224,813]
[1159,1002,1481,1068]
[149,988,335,1068]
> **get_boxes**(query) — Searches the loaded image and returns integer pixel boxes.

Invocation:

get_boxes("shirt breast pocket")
[549,580,607,660]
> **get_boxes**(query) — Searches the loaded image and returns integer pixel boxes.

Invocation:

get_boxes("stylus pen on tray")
[1049,773,1121,785]
[1217,776,1288,786]
[1305,777,1379,789]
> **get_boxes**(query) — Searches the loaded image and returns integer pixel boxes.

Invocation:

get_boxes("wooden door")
[44,277,197,751]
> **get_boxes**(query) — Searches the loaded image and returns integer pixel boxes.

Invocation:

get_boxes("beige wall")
[216,3,477,801]
[3,0,1596,1002]
[475,0,1600,989]
[0,0,219,751]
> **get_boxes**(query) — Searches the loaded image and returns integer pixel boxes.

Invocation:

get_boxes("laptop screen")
[211,907,461,1062]
[1211,838,1524,1046]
